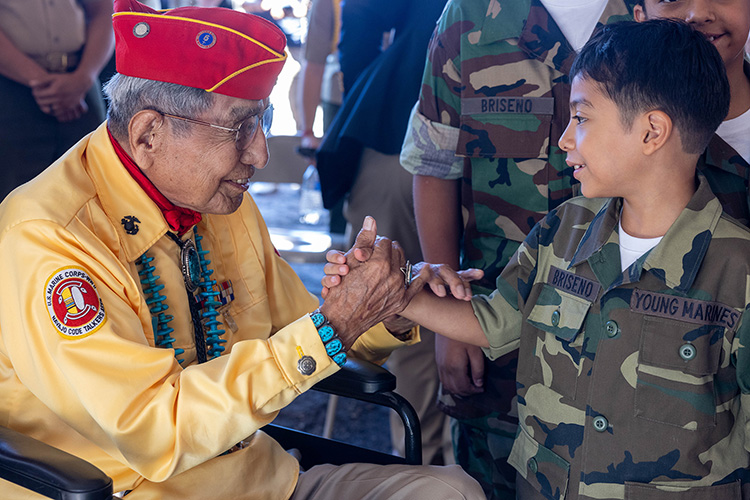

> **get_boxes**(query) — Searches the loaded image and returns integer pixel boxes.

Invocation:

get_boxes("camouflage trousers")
[451,415,517,500]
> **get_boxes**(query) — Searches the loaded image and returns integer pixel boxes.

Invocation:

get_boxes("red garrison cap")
[113,0,287,100]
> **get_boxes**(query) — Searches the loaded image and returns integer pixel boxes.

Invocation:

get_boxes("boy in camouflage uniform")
[400,0,635,496]
[399,19,750,499]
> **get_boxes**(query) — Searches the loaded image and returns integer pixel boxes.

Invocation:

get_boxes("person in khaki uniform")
[329,19,750,499]
[0,1,486,499]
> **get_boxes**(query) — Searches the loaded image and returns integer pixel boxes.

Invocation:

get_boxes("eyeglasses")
[158,104,273,151]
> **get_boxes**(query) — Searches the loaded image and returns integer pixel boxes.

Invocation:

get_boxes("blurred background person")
[296,0,346,234]
[0,0,114,201]
[316,0,452,466]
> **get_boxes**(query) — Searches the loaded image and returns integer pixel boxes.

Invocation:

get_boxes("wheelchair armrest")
[311,357,423,465]
[0,426,113,500]
[312,357,396,397]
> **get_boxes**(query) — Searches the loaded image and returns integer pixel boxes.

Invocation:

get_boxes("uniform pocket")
[457,108,552,159]
[526,285,591,399]
[635,316,723,429]
[508,424,570,500]
[624,480,741,499]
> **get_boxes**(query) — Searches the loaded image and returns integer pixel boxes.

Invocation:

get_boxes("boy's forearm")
[401,291,488,347]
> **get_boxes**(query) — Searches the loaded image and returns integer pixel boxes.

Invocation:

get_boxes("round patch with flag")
[45,267,107,339]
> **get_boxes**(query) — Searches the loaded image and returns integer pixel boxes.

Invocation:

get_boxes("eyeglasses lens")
[236,105,274,150]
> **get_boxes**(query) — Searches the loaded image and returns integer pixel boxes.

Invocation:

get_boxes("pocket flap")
[509,425,570,500]
[527,284,591,342]
[640,316,723,376]
[625,480,740,499]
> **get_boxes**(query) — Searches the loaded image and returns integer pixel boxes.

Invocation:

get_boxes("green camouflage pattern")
[472,175,750,499]
[699,118,750,226]
[402,0,634,496]
[408,0,635,291]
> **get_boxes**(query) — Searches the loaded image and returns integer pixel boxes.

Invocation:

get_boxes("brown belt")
[31,51,82,73]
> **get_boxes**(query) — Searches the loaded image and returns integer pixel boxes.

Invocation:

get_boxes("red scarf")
[108,128,201,236]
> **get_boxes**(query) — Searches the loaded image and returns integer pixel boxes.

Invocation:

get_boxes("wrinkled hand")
[320,217,380,299]
[319,217,420,350]
[321,217,484,340]
[30,72,92,120]
[435,335,485,396]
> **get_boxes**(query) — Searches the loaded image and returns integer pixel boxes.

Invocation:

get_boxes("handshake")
[315,216,483,350]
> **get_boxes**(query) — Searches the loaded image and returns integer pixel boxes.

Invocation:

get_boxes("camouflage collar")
[477,0,635,76]
[572,175,723,294]
[477,0,574,74]
[475,0,531,45]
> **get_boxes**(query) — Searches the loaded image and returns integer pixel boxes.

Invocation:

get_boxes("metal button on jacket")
[593,415,608,432]
[604,320,619,337]
[679,343,697,361]
[528,457,538,474]
[551,310,560,327]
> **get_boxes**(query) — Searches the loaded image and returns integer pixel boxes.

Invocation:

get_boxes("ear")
[640,110,672,156]
[633,5,647,22]
[128,110,165,172]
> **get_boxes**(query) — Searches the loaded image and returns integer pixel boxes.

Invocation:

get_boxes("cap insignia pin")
[196,31,216,49]
[133,22,150,38]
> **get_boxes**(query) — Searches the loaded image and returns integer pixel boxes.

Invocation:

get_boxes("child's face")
[559,76,642,200]
[634,0,750,70]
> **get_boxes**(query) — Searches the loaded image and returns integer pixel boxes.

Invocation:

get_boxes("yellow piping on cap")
[113,11,287,58]
[206,53,286,93]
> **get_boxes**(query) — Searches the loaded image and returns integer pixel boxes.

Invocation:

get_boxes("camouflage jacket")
[471,175,750,500]
[699,124,750,227]
[401,0,635,293]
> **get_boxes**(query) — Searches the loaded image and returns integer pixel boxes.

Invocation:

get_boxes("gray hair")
[103,73,215,139]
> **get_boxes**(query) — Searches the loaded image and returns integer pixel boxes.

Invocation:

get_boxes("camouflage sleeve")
[400,103,463,179]
[471,218,542,359]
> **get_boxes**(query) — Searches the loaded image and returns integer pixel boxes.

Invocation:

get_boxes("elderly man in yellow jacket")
[0,1,484,498]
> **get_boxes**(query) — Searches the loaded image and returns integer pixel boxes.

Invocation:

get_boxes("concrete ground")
[250,182,393,455]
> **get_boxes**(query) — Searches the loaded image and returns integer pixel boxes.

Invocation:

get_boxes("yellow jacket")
[0,124,414,499]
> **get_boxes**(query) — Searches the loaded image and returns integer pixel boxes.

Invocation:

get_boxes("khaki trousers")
[291,463,485,499]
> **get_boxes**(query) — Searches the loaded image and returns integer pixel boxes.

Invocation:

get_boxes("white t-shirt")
[540,0,609,52]
[619,220,663,272]
[716,106,750,164]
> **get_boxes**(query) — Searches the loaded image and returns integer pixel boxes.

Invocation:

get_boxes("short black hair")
[570,19,729,154]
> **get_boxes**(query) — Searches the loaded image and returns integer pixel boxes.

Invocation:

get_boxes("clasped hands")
[29,71,93,122]
[317,216,482,349]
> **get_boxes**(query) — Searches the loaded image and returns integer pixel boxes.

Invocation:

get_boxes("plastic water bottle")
[298,165,327,225]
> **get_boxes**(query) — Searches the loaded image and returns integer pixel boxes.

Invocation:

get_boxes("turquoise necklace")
[136,227,226,364]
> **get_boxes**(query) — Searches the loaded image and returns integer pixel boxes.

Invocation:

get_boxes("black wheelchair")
[0,358,421,500]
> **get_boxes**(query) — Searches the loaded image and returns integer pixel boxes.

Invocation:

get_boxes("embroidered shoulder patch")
[45,267,107,339]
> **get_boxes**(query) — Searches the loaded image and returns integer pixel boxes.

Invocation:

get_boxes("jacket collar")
[84,124,173,263]
[571,174,723,294]
[477,0,633,75]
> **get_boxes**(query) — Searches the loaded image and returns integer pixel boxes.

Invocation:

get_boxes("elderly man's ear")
[127,109,166,170]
